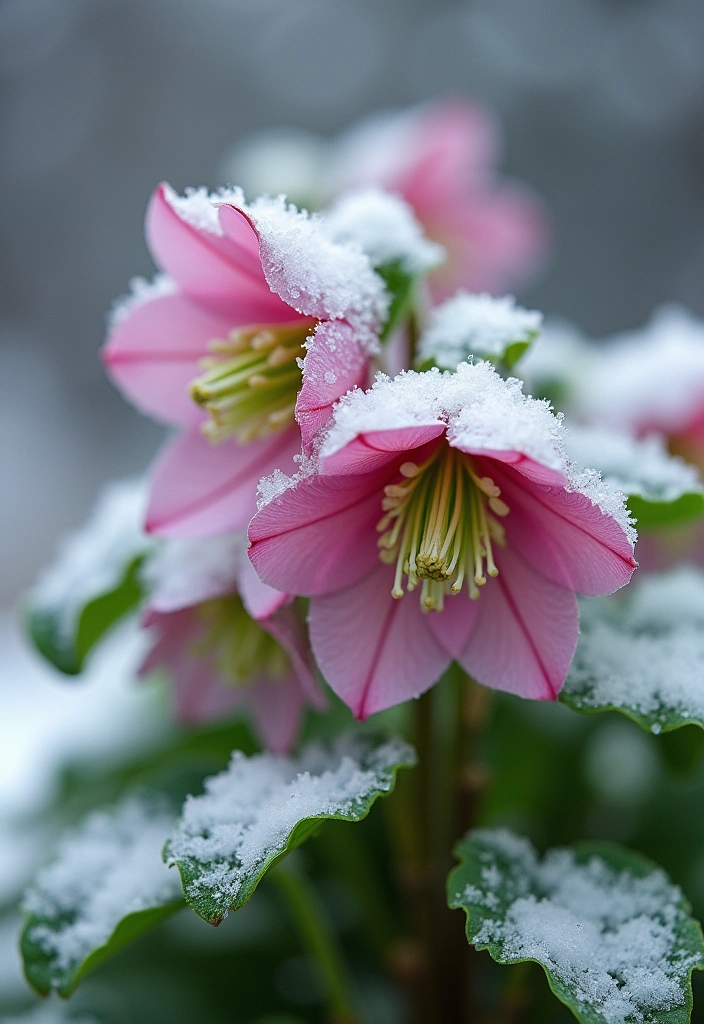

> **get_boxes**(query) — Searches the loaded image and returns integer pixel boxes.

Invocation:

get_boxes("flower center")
[190,320,314,444]
[194,597,290,684]
[376,446,510,612]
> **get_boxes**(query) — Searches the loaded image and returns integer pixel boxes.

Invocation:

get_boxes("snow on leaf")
[448,829,704,1024]
[561,568,704,735]
[21,797,184,997]
[165,733,416,924]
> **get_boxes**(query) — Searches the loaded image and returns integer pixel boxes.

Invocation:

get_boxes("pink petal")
[103,292,229,427]
[448,437,568,488]
[458,544,578,700]
[321,427,445,476]
[147,184,293,322]
[426,588,481,660]
[262,602,326,710]
[487,461,637,596]
[296,321,369,454]
[237,554,289,621]
[309,562,450,719]
[146,426,300,538]
[248,466,393,595]
[247,672,306,755]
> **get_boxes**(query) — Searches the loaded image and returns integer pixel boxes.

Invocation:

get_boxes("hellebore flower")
[249,363,637,718]
[103,183,387,537]
[139,533,324,754]
[330,98,549,300]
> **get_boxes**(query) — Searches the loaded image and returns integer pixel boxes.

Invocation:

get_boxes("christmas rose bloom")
[102,183,387,537]
[330,98,549,300]
[248,363,637,718]
[139,533,324,754]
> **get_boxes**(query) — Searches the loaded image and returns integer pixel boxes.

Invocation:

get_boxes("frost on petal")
[417,292,542,371]
[143,533,245,612]
[323,187,445,275]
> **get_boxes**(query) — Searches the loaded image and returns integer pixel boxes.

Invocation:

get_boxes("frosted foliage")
[108,273,177,328]
[463,830,702,1024]
[566,568,704,731]
[566,425,703,501]
[31,479,148,638]
[418,293,542,370]
[23,799,181,976]
[167,736,415,913]
[143,532,245,613]
[518,318,592,393]
[577,305,704,435]
[323,188,445,274]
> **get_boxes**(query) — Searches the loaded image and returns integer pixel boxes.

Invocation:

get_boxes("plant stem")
[270,860,359,1024]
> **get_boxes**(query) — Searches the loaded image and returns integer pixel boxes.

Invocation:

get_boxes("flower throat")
[195,597,289,685]
[377,446,510,612]
[190,320,314,444]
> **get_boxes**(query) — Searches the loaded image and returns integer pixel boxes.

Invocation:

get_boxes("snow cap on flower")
[323,188,445,275]
[417,293,542,371]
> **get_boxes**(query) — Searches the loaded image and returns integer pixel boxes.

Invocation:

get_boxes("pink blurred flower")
[103,183,386,538]
[139,533,324,753]
[331,98,549,300]
[249,363,636,719]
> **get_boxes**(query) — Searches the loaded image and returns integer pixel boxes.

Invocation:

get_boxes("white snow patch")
[167,735,415,914]
[566,567,704,729]
[108,273,177,328]
[143,533,245,613]
[162,184,245,235]
[23,798,181,978]
[323,188,444,275]
[418,293,542,370]
[460,829,702,1024]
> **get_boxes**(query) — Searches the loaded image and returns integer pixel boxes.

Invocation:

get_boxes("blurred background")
[3,0,704,601]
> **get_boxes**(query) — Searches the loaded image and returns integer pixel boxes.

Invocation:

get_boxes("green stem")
[270,860,358,1024]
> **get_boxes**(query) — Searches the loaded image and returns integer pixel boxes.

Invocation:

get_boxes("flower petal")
[246,672,306,754]
[249,466,392,595]
[426,588,481,660]
[309,562,450,719]
[103,292,229,426]
[488,461,637,596]
[296,321,369,453]
[146,426,300,538]
[321,427,445,476]
[237,553,289,621]
[263,601,326,710]
[458,544,578,700]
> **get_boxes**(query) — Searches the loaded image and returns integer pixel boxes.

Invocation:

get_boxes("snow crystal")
[23,798,181,979]
[108,273,177,328]
[167,735,415,914]
[576,305,704,435]
[162,183,245,235]
[460,829,701,1024]
[323,187,445,275]
[31,478,149,641]
[566,567,704,729]
[565,425,703,503]
[143,533,245,613]
[418,293,542,371]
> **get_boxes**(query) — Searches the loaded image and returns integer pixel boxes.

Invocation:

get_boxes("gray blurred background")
[3,0,704,604]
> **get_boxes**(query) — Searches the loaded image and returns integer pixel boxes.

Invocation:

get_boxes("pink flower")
[248,363,636,719]
[139,533,324,754]
[103,184,387,538]
[331,98,549,300]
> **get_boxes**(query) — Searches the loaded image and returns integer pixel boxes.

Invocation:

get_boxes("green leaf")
[561,568,704,735]
[165,733,416,925]
[376,260,417,342]
[565,426,704,532]
[21,796,185,997]
[448,829,704,1024]
[26,479,150,674]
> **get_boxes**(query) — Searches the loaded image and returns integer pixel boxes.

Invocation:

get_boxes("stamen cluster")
[377,446,510,611]
[195,597,289,684]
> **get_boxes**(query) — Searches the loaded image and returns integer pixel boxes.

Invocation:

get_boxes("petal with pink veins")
[263,602,326,710]
[247,672,306,755]
[309,562,450,719]
[458,544,578,701]
[237,554,289,621]
[296,321,369,453]
[146,426,300,538]
[321,427,445,476]
[427,587,481,660]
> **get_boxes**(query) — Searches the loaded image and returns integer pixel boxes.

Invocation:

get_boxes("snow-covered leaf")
[566,426,704,530]
[417,293,542,372]
[21,797,184,997]
[165,733,416,925]
[448,828,704,1024]
[561,568,704,735]
[26,480,150,675]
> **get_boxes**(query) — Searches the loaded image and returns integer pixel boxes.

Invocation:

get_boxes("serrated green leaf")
[448,829,704,1024]
[376,260,417,342]
[26,479,150,675]
[21,797,184,997]
[165,733,416,925]
[561,568,704,735]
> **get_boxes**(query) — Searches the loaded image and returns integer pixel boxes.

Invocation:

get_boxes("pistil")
[377,447,510,611]
[190,320,314,443]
